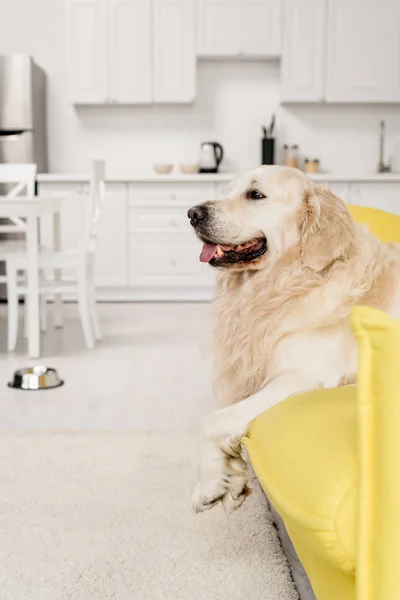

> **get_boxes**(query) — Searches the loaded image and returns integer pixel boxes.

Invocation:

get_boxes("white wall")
[2,0,400,175]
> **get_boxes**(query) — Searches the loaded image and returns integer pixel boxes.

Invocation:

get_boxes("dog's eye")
[247,189,266,200]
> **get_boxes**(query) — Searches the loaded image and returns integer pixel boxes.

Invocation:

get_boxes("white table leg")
[27,214,40,359]
[53,211,63,328]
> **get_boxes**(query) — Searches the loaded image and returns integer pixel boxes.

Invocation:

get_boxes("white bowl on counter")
[153,163,173,174]
[180,163,199,174]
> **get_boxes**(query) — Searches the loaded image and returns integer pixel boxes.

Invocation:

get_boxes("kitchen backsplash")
[2,0,400,175]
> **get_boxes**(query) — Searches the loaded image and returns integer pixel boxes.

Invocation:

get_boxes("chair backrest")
[0,163,37,233]
[79,160,106,256]
[348,204,400,244]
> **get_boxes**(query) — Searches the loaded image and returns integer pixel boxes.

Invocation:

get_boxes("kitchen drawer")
[129,206,192,233]
[129,183,216,207]
[129,232,215,287]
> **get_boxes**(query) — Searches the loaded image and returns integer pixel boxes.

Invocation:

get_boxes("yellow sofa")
[243,205,400,600]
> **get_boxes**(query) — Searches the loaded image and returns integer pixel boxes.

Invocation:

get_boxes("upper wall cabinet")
[281,0,326,101]
[66,0,196,104]
[67,0,109,103]
[325,0,400,103]
[281,0,400,103]
[153,0,196,102]
[197,0,282,58]
[109,0,152,103]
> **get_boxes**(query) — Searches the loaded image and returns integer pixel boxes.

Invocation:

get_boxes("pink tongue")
[200,243,218,263]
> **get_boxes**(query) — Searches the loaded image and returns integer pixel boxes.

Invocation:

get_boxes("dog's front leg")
[192,374,318,513]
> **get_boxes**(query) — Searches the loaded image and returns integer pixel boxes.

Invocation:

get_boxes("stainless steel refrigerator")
[0,55,48,298]
[0,54,47,171]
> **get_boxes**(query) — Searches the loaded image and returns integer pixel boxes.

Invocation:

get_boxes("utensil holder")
[262,138,275,165]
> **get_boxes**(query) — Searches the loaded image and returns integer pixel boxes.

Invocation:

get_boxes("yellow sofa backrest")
[347,204,400,244]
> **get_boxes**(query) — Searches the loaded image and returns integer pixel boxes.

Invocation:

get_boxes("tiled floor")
[0,303,215,430]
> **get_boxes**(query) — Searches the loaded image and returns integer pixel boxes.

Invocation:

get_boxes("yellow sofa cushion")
[244,385,358,575]
[347,204,400,244]
[244,306,400,600]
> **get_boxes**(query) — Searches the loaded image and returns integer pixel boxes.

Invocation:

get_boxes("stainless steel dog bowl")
[8,366,64,391]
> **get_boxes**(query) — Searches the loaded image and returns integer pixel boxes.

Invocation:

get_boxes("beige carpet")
[0,432,298,600]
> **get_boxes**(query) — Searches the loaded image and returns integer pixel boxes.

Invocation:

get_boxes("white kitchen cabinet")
[326,0,400,103]
[95,183,128,287]
[281,0,326,102]
[326,182,352,205]
[67,0,196,104]
[109,0,152,103]
[197,0,282,58]
[66,0,109,103]
[38,182,87,280]
[351,183,400,216]
[153,0,196,102]
[128,182,215,294]
[282,0,400,104]
[39,183,86,253]
[38,182,128,288]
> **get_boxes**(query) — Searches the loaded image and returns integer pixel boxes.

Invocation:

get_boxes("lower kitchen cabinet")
[128,181,216,299]
[38,178,217,300]
[326,182,351,204]
[94,183,128,287]
[38,176,400,301]
[39,182,87,281]
[350,183,400,216]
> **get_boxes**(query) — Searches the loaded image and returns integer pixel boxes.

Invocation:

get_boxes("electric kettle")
[199,142,224,173]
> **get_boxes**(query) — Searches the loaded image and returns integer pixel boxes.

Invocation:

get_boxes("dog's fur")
[189,166,400,513]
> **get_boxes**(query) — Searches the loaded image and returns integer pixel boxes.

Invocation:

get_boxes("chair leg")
[40,295,47,333]
[88,277,101,341]
[7,265,19,352]
[77,275,95,350]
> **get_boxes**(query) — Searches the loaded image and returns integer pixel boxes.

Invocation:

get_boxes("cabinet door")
[129,232,215,288]
[38,182,87,278]
[281,0,326,102]
[109,0,152,103]
[326,0,400,103]
[197,0,282,57]
[326,182,352,204]
[351,184,400,216]
[94,184,128,287]
[153,0,196,103]
[66,0,109,104]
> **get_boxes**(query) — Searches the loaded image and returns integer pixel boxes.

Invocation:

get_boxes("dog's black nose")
[188,205,208,227]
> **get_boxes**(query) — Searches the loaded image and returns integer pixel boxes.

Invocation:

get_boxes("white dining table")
[0,195,63,359]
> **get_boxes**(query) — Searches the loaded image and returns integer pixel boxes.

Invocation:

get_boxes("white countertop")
[36,173,236,183]
[36,172,400,184]
[308,173,400,183]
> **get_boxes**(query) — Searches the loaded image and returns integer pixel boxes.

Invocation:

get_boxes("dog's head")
[188,165,354,272]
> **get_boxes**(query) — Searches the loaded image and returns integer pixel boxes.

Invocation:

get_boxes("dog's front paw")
[191,454,251,514]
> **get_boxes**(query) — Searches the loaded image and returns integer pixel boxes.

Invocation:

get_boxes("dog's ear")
[298,185,355,272]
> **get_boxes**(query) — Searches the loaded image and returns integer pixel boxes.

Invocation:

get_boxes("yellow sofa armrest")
[351,307,400,600]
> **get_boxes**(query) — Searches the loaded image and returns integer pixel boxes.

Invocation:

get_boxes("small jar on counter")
[283,144,299,169]
[304,159,320,174]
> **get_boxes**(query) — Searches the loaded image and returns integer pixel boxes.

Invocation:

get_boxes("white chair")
[0,163,37,277]
[6,160,106,352]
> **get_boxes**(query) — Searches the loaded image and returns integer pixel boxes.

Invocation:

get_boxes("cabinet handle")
[169,258,177,267]
[170,194,177,200]
[170,220,177,227]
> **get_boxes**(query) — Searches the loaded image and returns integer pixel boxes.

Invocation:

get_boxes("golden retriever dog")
[187,165,400,514]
